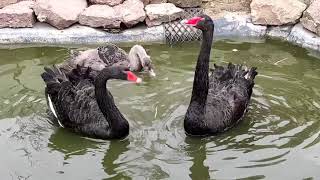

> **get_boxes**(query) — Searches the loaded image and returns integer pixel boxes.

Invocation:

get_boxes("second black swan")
[41,65,142,139]
[183,15,258,136]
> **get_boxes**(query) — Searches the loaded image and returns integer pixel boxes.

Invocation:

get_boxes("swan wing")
[97,44,129,66]
[205,63,256,132]
[56,82,110,134]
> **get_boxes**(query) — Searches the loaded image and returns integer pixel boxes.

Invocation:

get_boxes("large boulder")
[0,0,18,8]
[34,0,87,29]
[79,5,122,28]
[0,1,35,28]
[250,0,307,25]
[167,0,201,8]
[145,3,183,27]
[114,0,145,27]
[88,0,123,6]
[301,0,320,36]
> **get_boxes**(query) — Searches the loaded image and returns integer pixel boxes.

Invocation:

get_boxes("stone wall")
[204,0,320,51]
[0,0,198,29]
[1,0,320,52]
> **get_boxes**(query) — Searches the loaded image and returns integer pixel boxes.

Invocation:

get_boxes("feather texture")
[41,65,130,139]
[184,15,258,136]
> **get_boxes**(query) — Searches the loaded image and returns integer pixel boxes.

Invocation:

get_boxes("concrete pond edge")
[0,14,319,53]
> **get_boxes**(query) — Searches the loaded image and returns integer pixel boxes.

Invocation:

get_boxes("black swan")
[183,15,258,136]
[60,44,156,77]
[41,65,142,139]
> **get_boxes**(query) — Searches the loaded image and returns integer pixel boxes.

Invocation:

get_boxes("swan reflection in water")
[184,137,210,180]
[48,128,130,179]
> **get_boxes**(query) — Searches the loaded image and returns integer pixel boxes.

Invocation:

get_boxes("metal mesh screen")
[164,8,204,45]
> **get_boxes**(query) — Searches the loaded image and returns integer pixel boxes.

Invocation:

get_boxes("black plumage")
[184,15,258,136]
[41,65,133,139]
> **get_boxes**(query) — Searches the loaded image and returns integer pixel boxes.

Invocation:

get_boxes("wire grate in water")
[164,7,204,45]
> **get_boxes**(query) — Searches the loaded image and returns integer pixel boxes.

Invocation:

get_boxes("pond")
[0,39,320,179]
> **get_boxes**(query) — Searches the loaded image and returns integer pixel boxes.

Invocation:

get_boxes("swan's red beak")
[182,17,204,26]
[126,71,142,83]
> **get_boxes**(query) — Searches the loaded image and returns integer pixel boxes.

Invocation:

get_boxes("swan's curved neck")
[94,70,128,135]
[128,45,147,71]
[190,26,214,107]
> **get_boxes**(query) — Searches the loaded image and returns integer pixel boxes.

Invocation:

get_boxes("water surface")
[0,40,320,179]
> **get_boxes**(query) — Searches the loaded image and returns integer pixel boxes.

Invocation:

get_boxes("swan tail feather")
[66,65,94,84]
[244,66,258,82]
[210,63,257,82]
[41,65,68,95]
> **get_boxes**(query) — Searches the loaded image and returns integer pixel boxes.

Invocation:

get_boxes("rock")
[0,0,18,8]
[167,0,201,7]
[34,0,87,30]
[298,0,315,5]
[135,0,167,6]
[287,23,320,51]
[250,0,307,25]
[88,0,123,6]
[8,0,34,8]
[0,1,35,28]
[214,13,267,39]
[266,25,293,40]
[145,3,184,27]
[301,0,320,36]
[0,22,165,45]
[79,5,121,28]
[204,0,251,19]
[114,0,145,27]
[150,0,167,4]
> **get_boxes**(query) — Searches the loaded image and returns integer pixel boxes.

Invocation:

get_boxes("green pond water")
[0,40,320,179]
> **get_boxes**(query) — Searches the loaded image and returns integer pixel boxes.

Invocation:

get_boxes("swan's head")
[140,55,156,77]
[181,14,213,31]
[111,66,142,83]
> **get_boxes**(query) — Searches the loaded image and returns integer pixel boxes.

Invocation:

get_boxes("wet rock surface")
[266,26,293,40]
[213,13,267,38]
[287,23,320,51]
